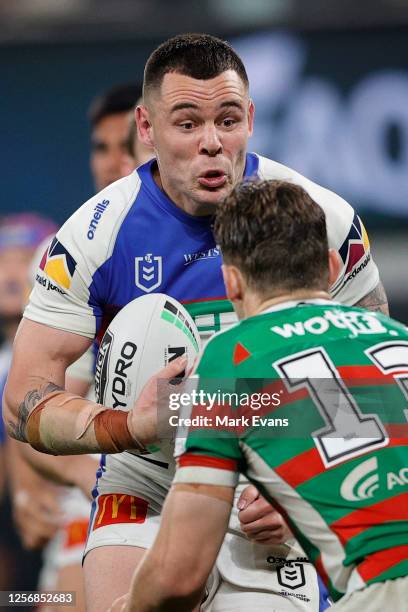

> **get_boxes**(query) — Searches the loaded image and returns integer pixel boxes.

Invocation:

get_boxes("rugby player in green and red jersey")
[120,180,408,612]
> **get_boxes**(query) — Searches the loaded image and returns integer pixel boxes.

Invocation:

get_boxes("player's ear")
[222,264,243,303]
[136,105,154,148]
[328,249,341,287]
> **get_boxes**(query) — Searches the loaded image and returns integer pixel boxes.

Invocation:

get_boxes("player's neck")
[245,290,331,318]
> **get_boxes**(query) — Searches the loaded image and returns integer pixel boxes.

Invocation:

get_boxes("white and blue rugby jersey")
[25,153,379,343]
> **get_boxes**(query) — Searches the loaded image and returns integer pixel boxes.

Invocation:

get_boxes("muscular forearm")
[4,382,144,456]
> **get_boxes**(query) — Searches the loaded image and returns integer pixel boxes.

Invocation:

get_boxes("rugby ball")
[94,293,201,461]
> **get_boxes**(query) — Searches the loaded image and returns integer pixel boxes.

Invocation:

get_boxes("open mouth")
[197,170,227,189]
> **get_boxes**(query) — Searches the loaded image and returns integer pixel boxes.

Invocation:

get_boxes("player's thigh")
[84,545,147,612]
[54,563,85,612]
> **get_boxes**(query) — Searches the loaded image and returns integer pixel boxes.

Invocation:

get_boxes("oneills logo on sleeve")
[39,237,77,290]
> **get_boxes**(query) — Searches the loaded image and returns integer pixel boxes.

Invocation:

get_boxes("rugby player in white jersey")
[4,34,388,611]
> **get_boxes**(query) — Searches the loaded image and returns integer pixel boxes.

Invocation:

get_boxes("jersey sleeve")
[24,175,140,338]
[66,344,95,384]
[174,334,241,489]
[257,155,380,306]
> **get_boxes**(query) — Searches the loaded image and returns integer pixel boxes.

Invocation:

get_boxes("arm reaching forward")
[3,318,185,455]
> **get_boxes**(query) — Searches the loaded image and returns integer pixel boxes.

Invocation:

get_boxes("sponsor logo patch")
[39,237,77,290]
[93,494,148,529]
[337,214,371,286]
[183,247,220,266]
[341,457,408,501]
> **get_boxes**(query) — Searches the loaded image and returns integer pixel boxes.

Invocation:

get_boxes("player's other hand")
[237,484,292,545]
[12,482,63,549]
[128,356,188,447]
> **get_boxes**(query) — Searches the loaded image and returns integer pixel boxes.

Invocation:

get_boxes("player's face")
[90,112,131,191]
[0,247,34,319]
[138,71,254,215]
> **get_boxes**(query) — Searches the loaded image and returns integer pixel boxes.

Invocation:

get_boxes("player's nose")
[199,124,222,156]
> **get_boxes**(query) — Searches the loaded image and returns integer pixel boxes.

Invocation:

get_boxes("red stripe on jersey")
[181,296,227,304]
[331,492,408,545]
[338,365,408,383]
[337,365,382,379]
[315,554,330,587]
[357,545,408,583]
[386,424,408,438]
[275,448,326,488]
[179,453,238,471]
[275,439,408,489]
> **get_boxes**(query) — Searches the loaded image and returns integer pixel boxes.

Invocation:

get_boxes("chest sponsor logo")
[276,562,306,590]
[340,456,408,501]
[183,247,220,266]
[271,309,387,339]
[135,254,162,292]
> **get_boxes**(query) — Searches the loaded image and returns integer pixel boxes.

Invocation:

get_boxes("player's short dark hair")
[143,33,249,98]
[214,180,329,295]
[88,83,142,128]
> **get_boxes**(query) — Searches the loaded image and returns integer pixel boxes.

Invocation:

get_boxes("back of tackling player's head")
[214,180,331,300]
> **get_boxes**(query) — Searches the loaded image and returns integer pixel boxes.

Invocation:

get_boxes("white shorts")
[85,454,322,611]
[39,488,91,590]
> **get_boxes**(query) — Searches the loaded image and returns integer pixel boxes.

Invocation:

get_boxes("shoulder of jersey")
[56,172,141,277]
[256,154,355,245]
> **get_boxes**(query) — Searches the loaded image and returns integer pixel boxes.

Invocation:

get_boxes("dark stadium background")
[0,0,407,605]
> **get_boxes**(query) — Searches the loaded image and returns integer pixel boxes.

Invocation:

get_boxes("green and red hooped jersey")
[175,299,408,601]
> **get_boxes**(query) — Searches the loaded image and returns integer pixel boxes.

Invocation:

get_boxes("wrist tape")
[25,390,146,454]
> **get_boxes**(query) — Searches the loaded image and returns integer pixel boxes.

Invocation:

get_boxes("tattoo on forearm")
[8,381,62,442]
[355,281,389,315]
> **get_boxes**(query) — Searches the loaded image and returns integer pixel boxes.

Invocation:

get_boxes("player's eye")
[92,141,108,153]
[222,118,236,128]
[180,121,194,130]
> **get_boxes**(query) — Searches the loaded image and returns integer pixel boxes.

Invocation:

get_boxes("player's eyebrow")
[170,100,244,114]
[170,102,199,114]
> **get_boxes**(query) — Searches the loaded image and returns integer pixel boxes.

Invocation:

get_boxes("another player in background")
[0,214,62,590]
[120,180,408,612]
[4,34,388,611]
[89,83,150,191]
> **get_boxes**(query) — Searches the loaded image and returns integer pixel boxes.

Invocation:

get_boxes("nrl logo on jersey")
[135,254,162,293]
